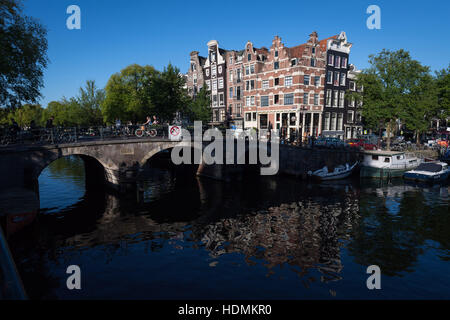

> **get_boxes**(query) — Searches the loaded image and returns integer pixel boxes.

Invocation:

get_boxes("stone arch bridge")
[0,137,359,194]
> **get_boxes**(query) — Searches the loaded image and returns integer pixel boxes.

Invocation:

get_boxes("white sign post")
[169,125,182,141]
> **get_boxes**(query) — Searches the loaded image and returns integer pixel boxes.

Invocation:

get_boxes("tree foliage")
[150,63,190,123]
[0,0,48,109]
[350,49,440,148]
[101,64,156,124]
[186,86,211,123]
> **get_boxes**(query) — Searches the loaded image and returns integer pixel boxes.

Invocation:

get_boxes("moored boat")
[308,161,358,181]
[360,150,420,179]
[403,162,450,183]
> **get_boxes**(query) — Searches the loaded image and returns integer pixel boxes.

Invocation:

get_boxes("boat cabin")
[362,151,418,169]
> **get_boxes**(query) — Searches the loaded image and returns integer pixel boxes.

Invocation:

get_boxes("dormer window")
[275,50,279,57]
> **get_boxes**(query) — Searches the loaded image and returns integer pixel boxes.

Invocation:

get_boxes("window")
[333,91,338,107]
[384,157,390,163]
[347,111,354,123]
[250,64,255,74]
[218,78,224,89]
[324,113,330,131]
[229,56,233,65]
[248,54,252,61]
[245,66,250,75]
[340,73,346,86]
[220,109,225,121]
[372,155,379,161]
[274,78,279,86]
[314,76,320,86]
[356,112,362,123]
[260,114,268,129]
[314,94,319,105]
[285,76,293,87]
[212,65,217,77]
[253,112,257,121]
[341,57,347,68]
[310,58,315,67]
[349,81,356,91]
[327,71,333,84]
[275,50,278,57]
[246,81,250,91]
[236,69,241,82]
[330,113,336,130]
[206,80,211,90]
[218,66,222,74]
[229,71,233,83]
[213,95,217,107]
[326,90,332,107]
[284,93,294,105]
[229,87,233,98]
[246,113,251,121]
[337,113,343,130]
[251,96,255,106]
[236,104,241,117]
[328,54,334,66]
[262,80,269,89]
[251,80,255,90]
[236,86,241,100]
[291,59,297,66]
[339,91,345,107]
[261,96,269,107]
[334,72,340,86]
[350,97,355,107]
[335,56,341,68]
[290,113,296,125]
[212,80,217,91]
[219,93,224,105]
[274,61,279,70]
[304,75,310,85]
[274,94,279,104]
[246,96,250,106]
[206,69,210,77]
[303,93,309,104]
[214,110,219,122]
[312,47,316,54]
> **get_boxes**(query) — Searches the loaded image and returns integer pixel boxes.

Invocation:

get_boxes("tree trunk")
[416,130,421,145]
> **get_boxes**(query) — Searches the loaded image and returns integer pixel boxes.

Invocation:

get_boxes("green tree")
[102,64,156,124]
[150,63,190,123]
[10,103,44,127]
[435,65,450,123]
[0,0,48,109]
[187,86,211,123]
[350,49,432,149]
[402,74,438,144]
[76,80,105,125]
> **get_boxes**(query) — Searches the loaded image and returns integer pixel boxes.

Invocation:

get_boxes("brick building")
[186,31,360,139]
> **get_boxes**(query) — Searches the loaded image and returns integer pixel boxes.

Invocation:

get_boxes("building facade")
[321,32,352,139]
[186,31,361,138]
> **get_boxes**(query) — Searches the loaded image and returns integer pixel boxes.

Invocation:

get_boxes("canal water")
[7,156,450,299]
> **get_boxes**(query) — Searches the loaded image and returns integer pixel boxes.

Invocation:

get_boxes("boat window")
[396,155,404,160]
[372,155,379,161]
[384,157,390,163]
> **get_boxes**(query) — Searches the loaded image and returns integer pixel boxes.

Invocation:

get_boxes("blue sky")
[23,0,450,107]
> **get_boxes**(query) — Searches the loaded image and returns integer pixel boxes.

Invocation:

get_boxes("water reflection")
[7,157,450,299]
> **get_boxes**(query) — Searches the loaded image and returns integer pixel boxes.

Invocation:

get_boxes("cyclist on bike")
[143,116,152,127]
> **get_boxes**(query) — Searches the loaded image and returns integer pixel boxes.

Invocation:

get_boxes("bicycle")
[135,125,158,138]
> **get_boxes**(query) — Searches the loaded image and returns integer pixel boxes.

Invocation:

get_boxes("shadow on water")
[6,156,450,299]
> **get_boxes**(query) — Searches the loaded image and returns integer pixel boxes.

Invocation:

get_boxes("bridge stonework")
[0,138,359,195]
